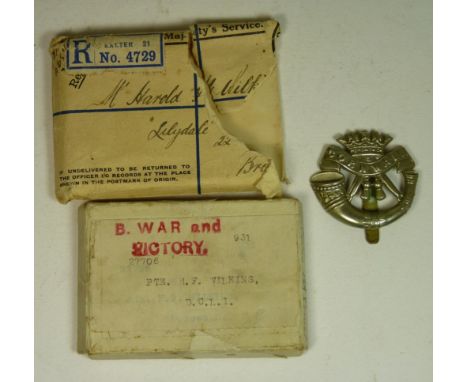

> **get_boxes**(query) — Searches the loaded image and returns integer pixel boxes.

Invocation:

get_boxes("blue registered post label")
[66,33,164,70]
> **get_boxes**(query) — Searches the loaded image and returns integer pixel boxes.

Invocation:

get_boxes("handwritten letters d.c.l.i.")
[50,20,284,203]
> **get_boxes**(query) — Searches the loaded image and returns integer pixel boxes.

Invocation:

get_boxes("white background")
[34,1,432,381]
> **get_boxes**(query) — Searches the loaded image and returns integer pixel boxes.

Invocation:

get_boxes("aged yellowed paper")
[51,20,284,203]
[78,199,306,358]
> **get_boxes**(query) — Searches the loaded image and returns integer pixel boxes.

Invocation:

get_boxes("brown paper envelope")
[50,20,284,203]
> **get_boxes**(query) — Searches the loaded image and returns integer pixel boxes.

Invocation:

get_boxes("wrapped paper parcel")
[50,20,284,203]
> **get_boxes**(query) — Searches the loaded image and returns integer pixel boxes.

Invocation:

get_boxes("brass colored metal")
[310,130,418,244]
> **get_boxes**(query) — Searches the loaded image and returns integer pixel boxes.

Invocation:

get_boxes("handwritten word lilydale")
[147,120,209,149]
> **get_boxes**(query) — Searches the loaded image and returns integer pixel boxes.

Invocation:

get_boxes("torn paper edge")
[187,29,282,198]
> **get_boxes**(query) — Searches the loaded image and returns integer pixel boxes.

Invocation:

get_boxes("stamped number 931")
[234,233,250,242]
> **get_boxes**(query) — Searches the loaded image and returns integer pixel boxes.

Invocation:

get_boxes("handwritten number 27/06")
[126,50,157,63]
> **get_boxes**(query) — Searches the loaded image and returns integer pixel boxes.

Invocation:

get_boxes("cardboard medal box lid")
[78,198,306,358]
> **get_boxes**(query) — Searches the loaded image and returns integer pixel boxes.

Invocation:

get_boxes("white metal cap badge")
[310,130,418,244]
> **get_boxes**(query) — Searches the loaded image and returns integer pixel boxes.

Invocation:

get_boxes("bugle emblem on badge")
[310,130,418,244]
